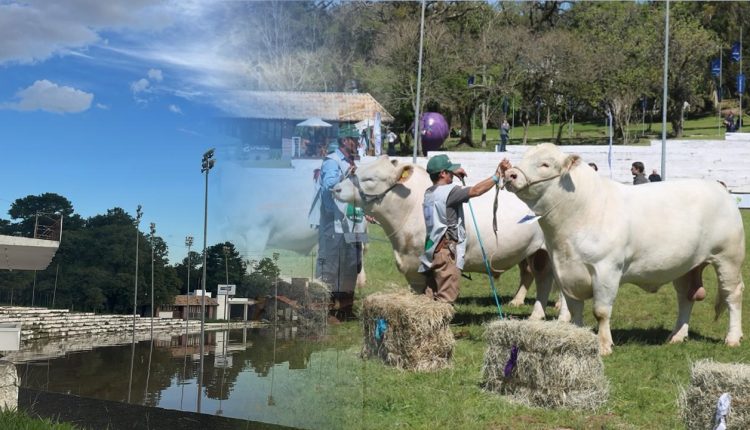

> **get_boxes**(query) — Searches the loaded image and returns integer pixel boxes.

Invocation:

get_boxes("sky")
[0,1,256,264]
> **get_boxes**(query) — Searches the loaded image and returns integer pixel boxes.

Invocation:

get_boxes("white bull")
[502,143,745,355]
[333,156,569,321]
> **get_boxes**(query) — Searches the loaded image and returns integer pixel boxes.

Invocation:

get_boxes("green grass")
[275,210,750,429]
[0,410,81,430]
[439,113,748,152]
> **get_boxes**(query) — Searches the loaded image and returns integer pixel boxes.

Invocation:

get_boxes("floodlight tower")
[197,148,215,413]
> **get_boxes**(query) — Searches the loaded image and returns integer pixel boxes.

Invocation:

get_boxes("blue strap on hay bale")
[503,345,519,378]
[374,318,388,341]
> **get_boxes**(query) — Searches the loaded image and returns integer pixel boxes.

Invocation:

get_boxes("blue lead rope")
[463,180,504,319]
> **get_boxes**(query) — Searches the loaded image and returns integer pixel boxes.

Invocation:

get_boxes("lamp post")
[184,235,193,337]
[150,222,156,339]
[131,205,143,337]
[223,245,230,322]
[127,204,143,404]
[198,148,215,414]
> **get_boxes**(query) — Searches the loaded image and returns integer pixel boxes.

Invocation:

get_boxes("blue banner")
[739,73,746,94]
[731,42,741,62]
[711,58,721,77]
[467,75,475,87]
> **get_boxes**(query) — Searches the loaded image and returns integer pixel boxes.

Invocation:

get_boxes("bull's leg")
[356,243,368,289]
[713,260,745,347]
[566,296,584,326]
[509,259,533,307]
[592,275,620,356]
[668,273,695,344]
[556,287,571,322]
[529,250,552,320]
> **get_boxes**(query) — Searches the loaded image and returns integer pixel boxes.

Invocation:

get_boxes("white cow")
[333,156,569,321]
[502,143,745,355]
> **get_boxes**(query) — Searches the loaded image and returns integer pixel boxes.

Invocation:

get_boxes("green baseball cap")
[337,124,360,138]
[327,142,339,154]
[426,154,461,174]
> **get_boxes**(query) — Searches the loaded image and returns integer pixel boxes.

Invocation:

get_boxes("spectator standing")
[648,169,662,182]
[499,119,510,152]
[631,161,649,185]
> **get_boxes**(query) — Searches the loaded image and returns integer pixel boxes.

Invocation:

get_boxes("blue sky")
[0,1,248,264]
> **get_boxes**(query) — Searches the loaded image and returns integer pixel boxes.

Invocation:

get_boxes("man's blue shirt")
[321,149,349,212]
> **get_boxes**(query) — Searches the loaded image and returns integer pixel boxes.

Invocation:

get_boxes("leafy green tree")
[7,193,84,236]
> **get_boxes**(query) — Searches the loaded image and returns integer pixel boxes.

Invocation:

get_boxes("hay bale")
[296,280,330,335]
[483,320,608,410]
[361,291,454,372]
[679,359,750,430]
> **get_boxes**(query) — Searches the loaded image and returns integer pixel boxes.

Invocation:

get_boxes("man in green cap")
[418,154,504,303]
[316,133,362,320]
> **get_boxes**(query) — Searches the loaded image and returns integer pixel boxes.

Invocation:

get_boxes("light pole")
[184,235,193,336]
[660,0,670,180]
[412,0,426,163]
[198,148,215,414]
[150,222,156,339]
[223,245,230,322]
[128,204,143,404]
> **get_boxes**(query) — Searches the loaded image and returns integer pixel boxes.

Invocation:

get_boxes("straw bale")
[482,320,608,410]
[297,280,331,335]
[679,359,750,430]
[361,291,455,372]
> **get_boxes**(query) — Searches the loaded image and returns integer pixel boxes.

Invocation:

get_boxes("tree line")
[236,0,748,144]
[0,193,279,313]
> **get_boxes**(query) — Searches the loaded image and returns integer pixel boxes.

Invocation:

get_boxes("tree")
[7,193,84,236]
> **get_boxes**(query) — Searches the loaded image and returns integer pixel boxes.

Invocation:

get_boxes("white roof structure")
[0,235,59,270]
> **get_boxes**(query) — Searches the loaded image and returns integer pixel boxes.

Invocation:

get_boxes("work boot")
[333,292,356,321]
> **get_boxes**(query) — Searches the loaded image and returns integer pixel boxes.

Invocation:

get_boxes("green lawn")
[0,410,80,430]
[275,210,750,429]
[436,113,747,152]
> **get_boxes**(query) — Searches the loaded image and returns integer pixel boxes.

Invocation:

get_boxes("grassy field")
[274,210,750,430]
[436,113,747,151]
[0,410,80,430]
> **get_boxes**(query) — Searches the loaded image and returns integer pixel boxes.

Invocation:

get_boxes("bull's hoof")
[688,286,706,301]
[509,299,524,307]
[668,335,687,344]
[725,337,742,347]
[599,343,613,356]
[528,312,545,321]
[557,310,571,323]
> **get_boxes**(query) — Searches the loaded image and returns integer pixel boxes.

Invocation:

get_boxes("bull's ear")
[562,154,581,173]
[395,165,413,183]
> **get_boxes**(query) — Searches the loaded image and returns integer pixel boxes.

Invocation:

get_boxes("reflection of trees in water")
[17,327,340,407]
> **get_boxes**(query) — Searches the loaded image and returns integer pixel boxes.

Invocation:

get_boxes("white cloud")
[130,78,150,94]
[168,104,182,114]
[148,68,163,82]
[4,80,93,113]
[0,1,169,65]
[96,103,109,110]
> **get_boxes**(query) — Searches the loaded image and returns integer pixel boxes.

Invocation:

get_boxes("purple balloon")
[420,112,449,152]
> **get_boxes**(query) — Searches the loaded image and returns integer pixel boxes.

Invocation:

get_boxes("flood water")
[14,325,358,430]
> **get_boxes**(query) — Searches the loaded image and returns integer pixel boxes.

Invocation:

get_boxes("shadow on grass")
[611,327,721,345]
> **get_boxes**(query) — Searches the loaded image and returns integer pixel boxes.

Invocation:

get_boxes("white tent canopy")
[296,117,331,128]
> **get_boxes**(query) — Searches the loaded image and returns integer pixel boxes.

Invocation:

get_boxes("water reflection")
[13,326,350,429]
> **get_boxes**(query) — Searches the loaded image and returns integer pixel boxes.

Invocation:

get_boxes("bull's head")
[333,156,413,206]
[503,143,580,200]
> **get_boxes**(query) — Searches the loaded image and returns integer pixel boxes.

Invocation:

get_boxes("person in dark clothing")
[648,169,662,182]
